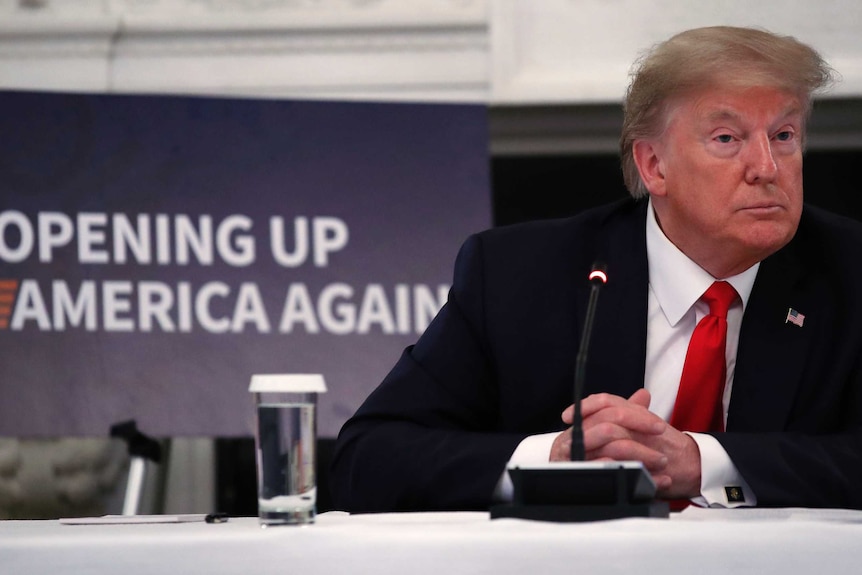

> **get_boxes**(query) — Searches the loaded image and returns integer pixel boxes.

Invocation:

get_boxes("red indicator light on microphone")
[588,270,608,284]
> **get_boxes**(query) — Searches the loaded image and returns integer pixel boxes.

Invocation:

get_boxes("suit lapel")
[728,241,816,431]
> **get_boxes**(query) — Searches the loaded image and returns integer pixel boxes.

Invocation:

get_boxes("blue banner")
[0,90,490,437]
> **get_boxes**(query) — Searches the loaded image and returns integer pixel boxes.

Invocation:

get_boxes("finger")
[628,388,651,409]
[561,404,574,425]
[583,405,666,436]
[583,420,637,450]
[561,393,627,424]
[580,393,632,419]
[549,428,572,462]
[584,425,668,469]
[652,474,673,492]
[567,389,652,422]
[587,439,669,471]
[588,455,671,491]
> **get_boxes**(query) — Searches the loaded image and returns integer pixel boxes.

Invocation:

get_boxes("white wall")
[2,0,862,103]
[0,0,489,101]
[491,0,862,103]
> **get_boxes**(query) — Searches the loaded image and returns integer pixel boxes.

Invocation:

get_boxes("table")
[3,508,862,575]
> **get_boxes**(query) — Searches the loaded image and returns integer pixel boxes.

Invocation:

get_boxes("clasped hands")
[549,389,702,499]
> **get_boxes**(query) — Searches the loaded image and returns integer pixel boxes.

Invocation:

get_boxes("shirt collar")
[646,199,759,327]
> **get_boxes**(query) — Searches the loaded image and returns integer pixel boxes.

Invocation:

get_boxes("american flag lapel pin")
[785,307,805,327]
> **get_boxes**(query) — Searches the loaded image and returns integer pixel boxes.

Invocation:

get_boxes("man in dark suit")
[331,26,862,512]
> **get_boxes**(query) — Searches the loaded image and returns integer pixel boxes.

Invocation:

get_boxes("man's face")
[642,85,805,278]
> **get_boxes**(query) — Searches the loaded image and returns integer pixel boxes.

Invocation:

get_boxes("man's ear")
[632,139,666,197]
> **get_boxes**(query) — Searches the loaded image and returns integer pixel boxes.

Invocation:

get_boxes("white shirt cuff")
[687,432,757,507]
[493,432,559,502]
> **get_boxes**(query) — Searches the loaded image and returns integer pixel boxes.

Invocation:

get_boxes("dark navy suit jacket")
[331,198,862,512]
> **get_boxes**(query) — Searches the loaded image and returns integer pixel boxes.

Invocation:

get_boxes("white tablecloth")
[3,508,862,575]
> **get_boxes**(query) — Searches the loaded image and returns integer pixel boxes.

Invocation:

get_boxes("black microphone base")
[489,461,670,523]
[490,501,670,522]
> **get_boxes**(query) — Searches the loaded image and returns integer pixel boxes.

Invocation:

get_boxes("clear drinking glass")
[249,374,327,526]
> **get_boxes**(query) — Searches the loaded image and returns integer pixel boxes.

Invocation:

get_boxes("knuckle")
[602,439,632,460]
[590,393,614,407]
[596,421,621,438]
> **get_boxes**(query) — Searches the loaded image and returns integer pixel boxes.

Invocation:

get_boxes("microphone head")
[588,263,608,285]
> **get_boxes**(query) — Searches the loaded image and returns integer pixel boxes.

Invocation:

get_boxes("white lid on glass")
[248,374,327,393]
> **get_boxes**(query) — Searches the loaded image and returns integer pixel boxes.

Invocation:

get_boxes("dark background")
[216,148,862,516]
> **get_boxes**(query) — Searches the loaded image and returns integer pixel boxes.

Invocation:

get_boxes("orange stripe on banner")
[0,279,19,290]
[0,318,7,329]
[0,304,10,315]
[0,294,14,304]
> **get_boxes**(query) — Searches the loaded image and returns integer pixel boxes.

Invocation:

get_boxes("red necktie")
[670,281,738,433]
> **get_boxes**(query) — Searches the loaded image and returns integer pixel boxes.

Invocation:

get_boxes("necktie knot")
[701,281,738,319]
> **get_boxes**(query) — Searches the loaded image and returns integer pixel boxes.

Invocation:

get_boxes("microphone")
[570,264,608,462]
[490,263,669,522]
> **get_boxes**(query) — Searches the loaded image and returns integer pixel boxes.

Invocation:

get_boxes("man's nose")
[744,133,779,185]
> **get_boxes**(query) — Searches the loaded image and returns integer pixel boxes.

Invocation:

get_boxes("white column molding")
[0,15,117,92]
[0,0,490,101]
[3,1,862,103]
[110,13,489,100]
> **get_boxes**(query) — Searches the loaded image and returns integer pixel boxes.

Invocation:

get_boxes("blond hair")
[621,26,835,198]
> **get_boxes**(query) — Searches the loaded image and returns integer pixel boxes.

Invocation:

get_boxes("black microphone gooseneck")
[570,264,608,462]
[489,261,668,522]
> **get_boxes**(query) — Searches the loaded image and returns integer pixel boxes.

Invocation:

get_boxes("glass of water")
[249,374,327,526]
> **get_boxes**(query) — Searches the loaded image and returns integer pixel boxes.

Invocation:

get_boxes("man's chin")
[742,225,797,259]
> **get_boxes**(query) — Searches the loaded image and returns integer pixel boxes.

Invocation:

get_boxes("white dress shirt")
[496,200,758,507]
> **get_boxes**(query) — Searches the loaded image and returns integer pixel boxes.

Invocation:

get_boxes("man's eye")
[775,131,794,141]
[715,134,734,143]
